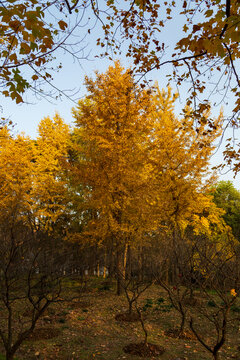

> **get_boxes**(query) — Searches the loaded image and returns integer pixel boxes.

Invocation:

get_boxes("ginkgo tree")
[68,62,228,294]
[138,85,231,288]
[0,116,71,360]
[69,62,156,293]
[0,127,33,225]
[31,114,71,233]
[148,86,225,234]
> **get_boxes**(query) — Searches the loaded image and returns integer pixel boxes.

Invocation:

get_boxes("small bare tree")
[154,230,195,338]
[187,235,240,360]
[0,223,70,360]
[122,277,152,317]
[121,256,165,357]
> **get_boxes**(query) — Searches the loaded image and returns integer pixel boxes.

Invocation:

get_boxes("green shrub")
[231,305,240,313]
[58,318,66,323]
[207,300,217,307]
[142,298,154,311]
[156,297,165,305]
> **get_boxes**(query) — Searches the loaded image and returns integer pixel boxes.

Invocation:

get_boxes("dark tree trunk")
[116,249,123,295]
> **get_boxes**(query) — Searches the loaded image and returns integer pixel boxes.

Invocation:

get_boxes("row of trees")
[2,62,238,283]
[67,62,232,291]
[1,62,240,359]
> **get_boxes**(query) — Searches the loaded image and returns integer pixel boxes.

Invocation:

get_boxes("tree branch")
[63,0,80,14]
[223,42,240,86]
[220,0,231,39]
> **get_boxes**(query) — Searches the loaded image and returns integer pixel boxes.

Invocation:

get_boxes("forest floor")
[1,277,240,360]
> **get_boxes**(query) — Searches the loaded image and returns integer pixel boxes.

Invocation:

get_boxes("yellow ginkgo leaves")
[0,115,70,234]
[70,63,226,250]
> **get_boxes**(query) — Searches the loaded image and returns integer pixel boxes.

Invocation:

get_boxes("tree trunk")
[116,249,123,295]
[138,246,144,282]
[103,252,107,278]
[6,352,14,360]
[136,305,148,345]
[128,245,132,280]
[165,259,169,285]
[97,262,100,277]
[123,243,128,280]
[179,311,186,337]
[108,244,114,278]
[128,301,133,315]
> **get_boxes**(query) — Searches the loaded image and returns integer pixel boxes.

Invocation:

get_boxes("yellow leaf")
[58,20,68,30]
[21,42,31,54]
[32,74,38,81]
[231,289,237,297]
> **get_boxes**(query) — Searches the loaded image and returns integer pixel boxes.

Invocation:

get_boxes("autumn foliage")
[68,63,226,246]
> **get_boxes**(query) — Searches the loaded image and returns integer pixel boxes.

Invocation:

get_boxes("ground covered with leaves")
[1,277,240,360]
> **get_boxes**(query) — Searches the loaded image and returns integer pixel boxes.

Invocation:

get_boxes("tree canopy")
[68,63,227,249]
[0,115,70,234]
[1,0,239,119]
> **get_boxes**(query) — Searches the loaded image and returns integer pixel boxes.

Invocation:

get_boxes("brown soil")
[22,309,32,317]
[115,311,140,322]
[1,283,239,360]
[23,306,57,318]
[123,341,165,357]
[28,327,61,341]
[164,328,195,340]
[70,300,91,309]
[183,297,202,306]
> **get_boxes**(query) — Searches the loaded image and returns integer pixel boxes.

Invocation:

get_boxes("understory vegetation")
[1,277,240,360]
